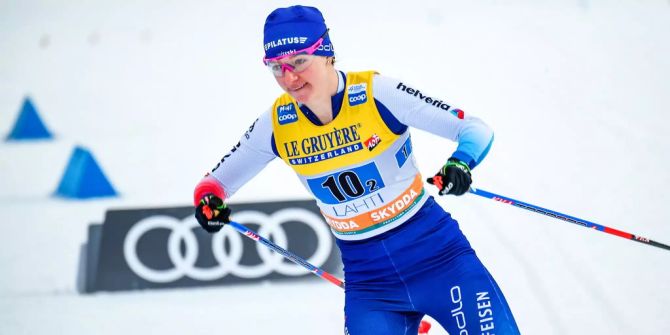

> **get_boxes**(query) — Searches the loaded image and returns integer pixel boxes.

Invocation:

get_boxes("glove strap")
[442,158,471,175]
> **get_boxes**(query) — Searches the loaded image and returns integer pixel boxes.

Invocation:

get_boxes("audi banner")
[79,200,341,293]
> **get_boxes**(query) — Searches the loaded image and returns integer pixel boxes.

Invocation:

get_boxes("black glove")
[194,194,231,233]
[426,158,472,196]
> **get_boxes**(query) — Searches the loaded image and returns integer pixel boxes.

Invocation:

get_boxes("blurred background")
[1,0,669,334]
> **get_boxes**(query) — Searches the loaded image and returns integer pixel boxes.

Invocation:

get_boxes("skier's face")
[274,56,334,104]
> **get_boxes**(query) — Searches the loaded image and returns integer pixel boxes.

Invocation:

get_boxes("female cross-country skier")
[193,5,520,334]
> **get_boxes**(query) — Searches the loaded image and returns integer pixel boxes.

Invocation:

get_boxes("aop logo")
[277,103,298,125]
[348,83,367,106]
[123,209,332,283]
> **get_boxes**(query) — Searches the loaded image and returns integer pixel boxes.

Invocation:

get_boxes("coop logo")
[277,103,298,125]
[396,82,451,111]
[365,134,381,151]
[347,83,368,106]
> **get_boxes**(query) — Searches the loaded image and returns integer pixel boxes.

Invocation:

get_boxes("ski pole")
[469,187,670,252]
[227,220,433,333]
[227,220,345,288]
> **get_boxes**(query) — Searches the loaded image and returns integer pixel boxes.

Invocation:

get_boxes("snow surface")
[1,0,670,334]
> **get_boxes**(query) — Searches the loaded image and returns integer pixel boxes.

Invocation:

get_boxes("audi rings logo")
[123,208,332,283]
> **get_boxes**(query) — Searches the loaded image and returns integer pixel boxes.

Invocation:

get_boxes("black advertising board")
[80,200,341,292]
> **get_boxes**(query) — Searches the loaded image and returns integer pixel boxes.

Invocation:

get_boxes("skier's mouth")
[290,83,307,92]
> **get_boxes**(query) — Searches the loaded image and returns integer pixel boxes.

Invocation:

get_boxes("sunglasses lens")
[289,55,314,72]
[266,55,315,77]
[266,62,286,77]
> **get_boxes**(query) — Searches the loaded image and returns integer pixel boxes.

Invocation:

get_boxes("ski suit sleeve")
[372,74,494,169]
[193,109,277,204]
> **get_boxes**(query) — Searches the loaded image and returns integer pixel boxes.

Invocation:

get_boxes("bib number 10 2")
[321,171,378,202]
[307,162,386,204]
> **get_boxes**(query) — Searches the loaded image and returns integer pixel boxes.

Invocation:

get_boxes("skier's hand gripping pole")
[193,175,231,233]
[195,194,231,233]
[426,158,472,196]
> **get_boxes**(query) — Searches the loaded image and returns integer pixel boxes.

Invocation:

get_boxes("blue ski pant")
[338,197,520,335]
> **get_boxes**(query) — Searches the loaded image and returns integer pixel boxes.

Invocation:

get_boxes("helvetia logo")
[396,82,451,111]
[277,103,298,125]
[347,83,368,106]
